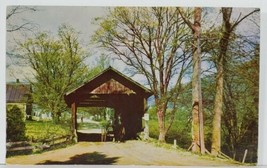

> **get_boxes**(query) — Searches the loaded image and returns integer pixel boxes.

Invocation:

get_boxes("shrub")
[25,120,71,142]
[6,105,27,141]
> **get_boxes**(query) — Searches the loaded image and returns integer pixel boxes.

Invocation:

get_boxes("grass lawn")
[25,120,71,142]
[6,120,73,157]
[77,122,100,130]
[148,119,191,149]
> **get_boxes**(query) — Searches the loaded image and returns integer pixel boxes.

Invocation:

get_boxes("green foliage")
[88,53,111,78]
[199,34,259,162]
[166,110,191,148]
[79,107,106,120]
[93,7,192,142]
[20,24,90,123]
[25,120,70,142]
[148,107,191,148]
[99,120,110,129]
[78,122,100,130]
[220,43,259,162]
[147,120,158,140]
[7,103,27,121]
[6,105,27,141]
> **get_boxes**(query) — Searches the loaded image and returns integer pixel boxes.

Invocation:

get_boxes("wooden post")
[52,136,55,146]
[143,113,149,140]
[242,149,248,163]
[71,102,78,143]
[173,139,177,149]
[143,98,149,140]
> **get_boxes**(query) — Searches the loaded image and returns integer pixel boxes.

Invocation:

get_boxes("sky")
[6,6,109,82]
[6,6,151,85]
[1,0,267,165]
[6,6,260,83]
[7,6,107,43]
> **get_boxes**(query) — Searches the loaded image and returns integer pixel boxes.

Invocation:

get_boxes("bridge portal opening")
[64,67,152,142]
[76,107,115,142]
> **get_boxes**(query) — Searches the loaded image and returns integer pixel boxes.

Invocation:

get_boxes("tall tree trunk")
[191,7,205,154]
[211,7,259,156]
[211,62,224,155]
[156,98,166,142]
[211,8,232,156]
[179,7,205,154]
[157,110,166,142]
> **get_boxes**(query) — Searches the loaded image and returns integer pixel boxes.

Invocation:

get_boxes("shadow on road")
[38,151,120,165]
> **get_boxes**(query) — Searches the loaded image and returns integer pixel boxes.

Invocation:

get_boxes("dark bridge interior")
[64,67,152,141]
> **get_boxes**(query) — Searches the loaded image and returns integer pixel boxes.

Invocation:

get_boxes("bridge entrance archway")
[64,67,152,141]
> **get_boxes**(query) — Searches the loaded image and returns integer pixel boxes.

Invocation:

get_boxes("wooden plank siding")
[64,67,153,141]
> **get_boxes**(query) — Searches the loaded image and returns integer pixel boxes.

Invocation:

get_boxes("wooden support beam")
[71,102,78,142]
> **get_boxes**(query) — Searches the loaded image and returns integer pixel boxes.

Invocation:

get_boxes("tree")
[178,7,205,154]
[20,24,90,123]
[221,39,259,162]
[88,53,111,79]
[6,6,37,33]
[211,8,259,156]
[6,6,38,70]
[93,7,192,142]
[77,54,111,120]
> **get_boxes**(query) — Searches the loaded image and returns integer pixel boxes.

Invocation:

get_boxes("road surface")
[6,140,240,166]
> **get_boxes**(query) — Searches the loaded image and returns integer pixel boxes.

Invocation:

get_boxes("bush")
[25,120,71,142]
[7,105,27,141]
[148,106,192,149]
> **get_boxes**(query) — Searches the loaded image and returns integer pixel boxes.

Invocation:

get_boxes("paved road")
[7,140,240,166]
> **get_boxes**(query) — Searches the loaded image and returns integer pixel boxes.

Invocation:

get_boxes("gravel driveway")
[6,140,240,166]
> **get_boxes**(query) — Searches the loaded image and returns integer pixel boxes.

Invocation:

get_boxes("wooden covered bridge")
[64,67,153,141]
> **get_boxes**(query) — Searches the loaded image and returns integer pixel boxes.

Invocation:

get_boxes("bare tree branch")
[6,6,38,33]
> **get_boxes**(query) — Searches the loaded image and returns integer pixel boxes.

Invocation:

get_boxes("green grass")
[148,119,191,149]
[25,120,71,142]
[77,122,100,130]
[7,120,72,157]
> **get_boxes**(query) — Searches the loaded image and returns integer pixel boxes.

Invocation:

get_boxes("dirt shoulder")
[6,140,241,166]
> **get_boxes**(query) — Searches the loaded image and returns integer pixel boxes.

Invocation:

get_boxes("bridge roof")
[64,66,153,107]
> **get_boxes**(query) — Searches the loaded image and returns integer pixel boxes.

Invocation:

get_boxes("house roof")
[6,83,31,103]
[64,66,153,106]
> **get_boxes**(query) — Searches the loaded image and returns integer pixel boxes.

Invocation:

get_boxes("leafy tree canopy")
[20,24,90,123]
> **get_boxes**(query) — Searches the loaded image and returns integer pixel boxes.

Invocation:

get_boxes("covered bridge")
[64,67,153,141]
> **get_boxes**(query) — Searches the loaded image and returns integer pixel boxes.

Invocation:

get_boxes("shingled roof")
[64,66,153,107]
[65,66,152,96]
[6,82,31,103]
